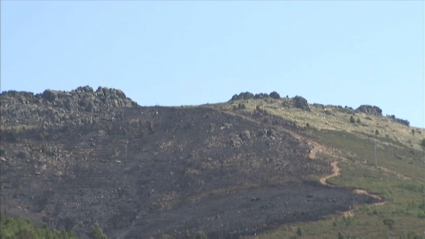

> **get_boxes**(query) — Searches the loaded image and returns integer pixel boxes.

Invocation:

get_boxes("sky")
[1,1,424,127]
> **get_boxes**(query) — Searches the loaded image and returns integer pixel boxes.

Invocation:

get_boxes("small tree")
[256,105,261,112]
[296,226,303,236]
[238,103,246,110]
[383,218,394,230]
[90,223,107,239]
[356,118,361,124]
[420,138,425,148]
[195,231,207,239]
[350,116,355,124]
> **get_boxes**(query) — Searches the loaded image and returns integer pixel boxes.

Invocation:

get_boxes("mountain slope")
[1,87,423,239]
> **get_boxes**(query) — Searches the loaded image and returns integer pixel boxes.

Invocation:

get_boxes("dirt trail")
[319,161,339,185]
[378,166,411,180]
[212,108,386,216]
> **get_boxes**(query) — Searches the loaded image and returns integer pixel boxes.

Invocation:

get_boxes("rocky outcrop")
[293,96,310,111]
[269,91,280,99]
[0,86,138,127]
[355,105,382,116]
[387,115,410,126]
[230,91,281,101]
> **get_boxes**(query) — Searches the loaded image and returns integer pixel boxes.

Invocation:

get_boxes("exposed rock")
[293,96,310,111]
[269,91,281,99]
[387,115,410,127]
[42,89,59,102]
[355,105,382,116]
[230,92,255,101]
[16,151,30,159]
[254,93,269,99]
[0,86,139,129]
[230,91,282,101]
[240,130,251,140]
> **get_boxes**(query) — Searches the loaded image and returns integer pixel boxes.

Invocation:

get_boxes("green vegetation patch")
[0,215,77,239]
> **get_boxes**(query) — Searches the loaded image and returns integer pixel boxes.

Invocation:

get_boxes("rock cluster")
[230,91,281,101]
[387,115,410,127]
[292,96,310,111]
[0,86,138,127]
[355,105,382,116]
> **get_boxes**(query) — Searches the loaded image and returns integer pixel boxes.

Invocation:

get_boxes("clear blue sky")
[1,1,424,127]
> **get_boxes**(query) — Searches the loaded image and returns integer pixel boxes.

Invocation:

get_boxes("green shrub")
[90,223,107,239]
[383,218,394,229]
[357,118,361,124]
[296,226,303,236]
[420,138,425,148]
[0,215,77,239]
[350,116,355,124]
[195,230,207,239]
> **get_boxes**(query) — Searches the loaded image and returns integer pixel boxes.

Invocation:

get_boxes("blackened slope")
[1,104,329,238]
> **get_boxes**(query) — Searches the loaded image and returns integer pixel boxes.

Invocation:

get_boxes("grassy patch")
[251,127,425,239]
[0,215,78,239]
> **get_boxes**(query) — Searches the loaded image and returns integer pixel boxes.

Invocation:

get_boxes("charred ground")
[1,87,381,238]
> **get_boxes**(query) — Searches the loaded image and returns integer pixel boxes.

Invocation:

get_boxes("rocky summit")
[2,87,420,239]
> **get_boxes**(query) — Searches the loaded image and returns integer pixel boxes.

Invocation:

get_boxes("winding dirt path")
[211,108,386,216]
[319,161,339,186]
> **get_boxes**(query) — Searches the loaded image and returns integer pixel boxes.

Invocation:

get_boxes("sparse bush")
[412,129,415,135]
[420,138,425,148]
[255,105,267,114]
[350,116,355,124]
[238,103,246,110]
[383,218,394,229]
[343,216,353,226]
[91,223,107,239]
[375,130,380,135]
[338,232,344,239]
[256,105,261,112]
[306,122,310,127]
[296,226,303,236]
[357,118,361,124]
[195,230,207,239]
[0,215,77,239]
[405,231,424,239]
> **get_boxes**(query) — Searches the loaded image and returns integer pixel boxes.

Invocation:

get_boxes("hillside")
[1,87,424,239]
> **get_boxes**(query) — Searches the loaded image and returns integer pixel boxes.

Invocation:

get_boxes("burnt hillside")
[0,87,379,238]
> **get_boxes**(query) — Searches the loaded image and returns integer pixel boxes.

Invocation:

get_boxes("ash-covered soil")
[0,87,381,238]
[122,181,377,239]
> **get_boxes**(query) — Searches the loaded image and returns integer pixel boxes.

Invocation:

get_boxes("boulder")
[42,90,58,102]
[293,96,310,111]
[355,105,382,116]
[269,91,280,99]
